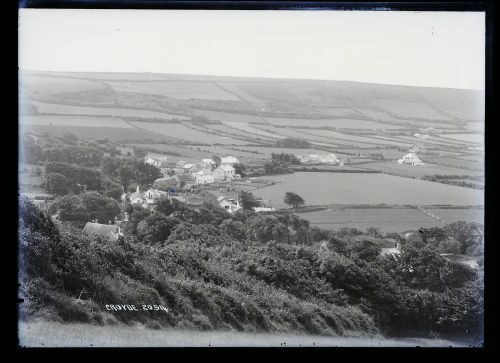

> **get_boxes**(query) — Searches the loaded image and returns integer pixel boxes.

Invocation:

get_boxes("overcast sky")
[18,9,485,90]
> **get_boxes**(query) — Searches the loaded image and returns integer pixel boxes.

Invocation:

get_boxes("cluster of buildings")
[145,154,241,189]
[296,153,344,165]
[122,154,243,209]
[397,152,424,166]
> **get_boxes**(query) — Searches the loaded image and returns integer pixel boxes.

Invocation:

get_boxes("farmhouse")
[217,195,241,213]
[129,186,144,205]
[144,154,162,168]
[380,242,402,259]
[214,164,235,182]
[397,152,424,166]
[183,163,196,173]
[297,153,340,164]
[194,169,215,185]
[153,175,183,191]
[253,199,275,212]
[83,221,123,242]
[143,188,168,202]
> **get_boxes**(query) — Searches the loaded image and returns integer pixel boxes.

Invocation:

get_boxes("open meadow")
[251,172,484,208]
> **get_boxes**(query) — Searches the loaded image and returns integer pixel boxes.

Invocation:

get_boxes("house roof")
[183,163,194,169]
[195,169,213,175]
[129,192,143,200]
[83,222,120,237]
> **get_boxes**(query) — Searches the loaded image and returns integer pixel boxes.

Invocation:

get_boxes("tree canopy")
[284,192,305,209]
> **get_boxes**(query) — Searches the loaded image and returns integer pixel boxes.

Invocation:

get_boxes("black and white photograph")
[17,3,488,348]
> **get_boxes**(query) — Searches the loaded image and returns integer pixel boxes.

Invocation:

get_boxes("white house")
[220,156,239,165]
[397,152,424,166]
[217,196,241,213]
[83,221,123,242]
[144,154,163,168]
[194,169,215,185]
[143,188,168,202]
[214,164,235,181]
[183,163,195,173]
[129,186,144,204]
[297,153,340,164]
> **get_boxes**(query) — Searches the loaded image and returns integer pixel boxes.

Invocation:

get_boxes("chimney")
[136,185,140,193]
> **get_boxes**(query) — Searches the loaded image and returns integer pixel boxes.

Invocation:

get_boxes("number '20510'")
[142,304,169,312]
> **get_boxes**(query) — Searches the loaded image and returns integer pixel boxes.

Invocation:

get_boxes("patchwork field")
[264,116,394,129]
[31,101,190,120]
[302,129,411,148]
[130,122,251,145]
[22,125,171,142]
[439,133,484,144]
[191,109,266,123]
[106,81,240,100]
[20,115,132,128]
[223,122,286,139]
[299,206,483,233]
[252,172,483,208]
[357,161,485,179]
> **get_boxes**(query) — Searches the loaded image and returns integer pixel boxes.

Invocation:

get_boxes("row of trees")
[238,191,305,210]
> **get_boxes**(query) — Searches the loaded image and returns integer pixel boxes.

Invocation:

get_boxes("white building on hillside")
[214,164,235,181]
[194,169,215,185]
[143,188,168,202]
[397,152,424,166]
[83,221,123,242]
[217,196,241,213]
[297,153,340,164]
[129,186,144,204]
[144,154,163,168]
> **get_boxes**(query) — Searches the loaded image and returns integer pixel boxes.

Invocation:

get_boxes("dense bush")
[18,197,483,341]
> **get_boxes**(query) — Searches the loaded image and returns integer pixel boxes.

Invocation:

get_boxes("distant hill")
[19,70,484,124]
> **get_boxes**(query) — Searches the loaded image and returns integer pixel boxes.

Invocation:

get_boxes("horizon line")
[19,68,484,92]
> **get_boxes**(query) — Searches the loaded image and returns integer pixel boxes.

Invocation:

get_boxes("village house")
[217,195,241,213]
[253,199,275,212]
[297,153,340,164]
[213,164,236,182]
[194,169,215,185]
[153,175,183,191]
[397,152,424,166]
[83,220,123,242]
[172,167,185,175]
[380,242,402,259]
[129,186,144,205]
[183,163,196,173]
[143,188,168,202]
[144,154,162,168]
